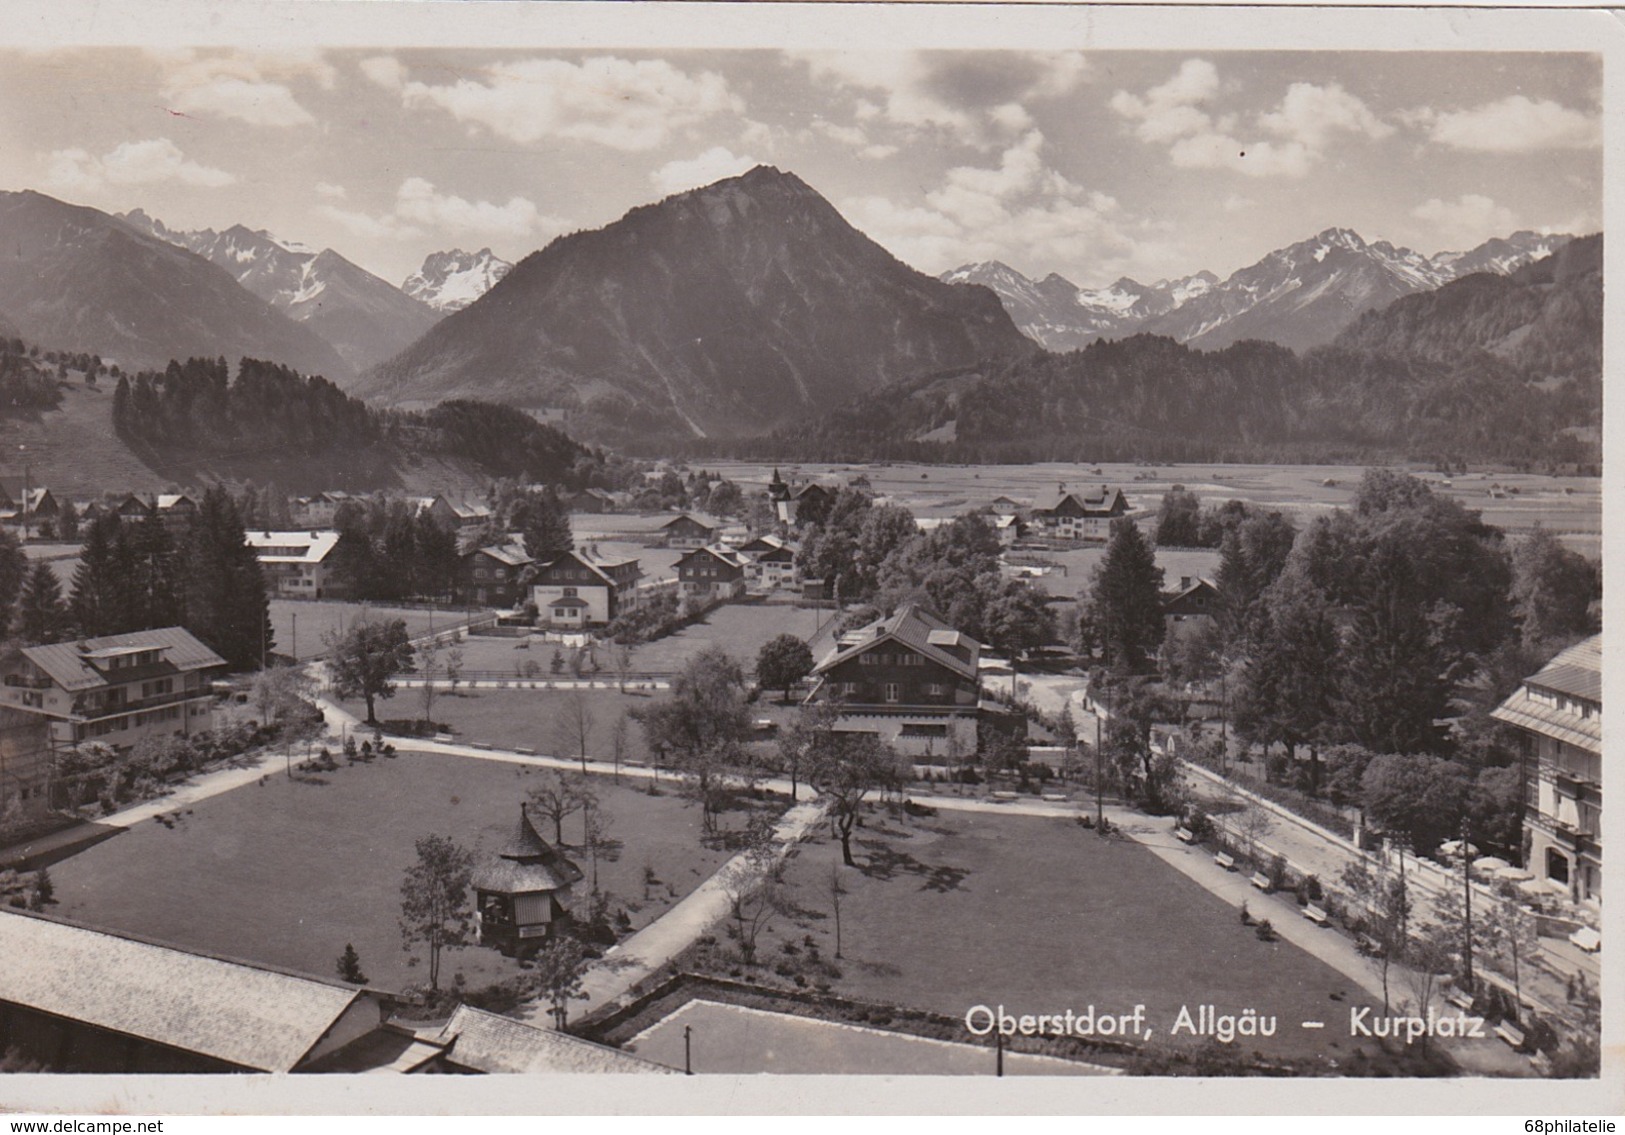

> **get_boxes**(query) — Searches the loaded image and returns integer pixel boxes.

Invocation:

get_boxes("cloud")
[314,181,347,200]
[793,50,1088,152]
[842,130,1156,284]
[398,56,742,151]
[1411,194,1518,249]
[46,138,235,192]
[359,55,406,92]
[650,147,760,196]
[1111,61,1390,178]
[157,51,332,127]
[319,178,565,244]
[1411,95,1600,153]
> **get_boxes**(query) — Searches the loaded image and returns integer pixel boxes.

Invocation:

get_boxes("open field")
[749,807,1395,1065]
[1019,545,1222,598]
[707,460,1601,556]
[47,749,774,992]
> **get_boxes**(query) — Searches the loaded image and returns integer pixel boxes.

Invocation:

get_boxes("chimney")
[1181,576,1191,590]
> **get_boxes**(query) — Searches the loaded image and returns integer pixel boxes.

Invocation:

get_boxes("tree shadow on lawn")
[854,838,971,893]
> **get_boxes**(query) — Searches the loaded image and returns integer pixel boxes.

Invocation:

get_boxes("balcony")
[72,689,210,723]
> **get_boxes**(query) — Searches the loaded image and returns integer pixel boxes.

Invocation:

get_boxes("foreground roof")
[0,911,377,1072]
[22,627,227,693]
[435,1005,672,1074]
[1524,634,1601,704]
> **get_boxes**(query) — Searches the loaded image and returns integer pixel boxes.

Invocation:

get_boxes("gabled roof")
[472,808,584,894]
[812,602,980,681]
[661,512,718,531]
[21,627,226,693]
[244,530,343,564]
[1524,634,1601,704]
[538,547,640,588]
[471,543,533,568]
[0,910,380,1073]
[1036,487,1125,515]
[546,596,590,610]
[676,544,748,571]
[1164,577,1219,604]
[738,533,790,554]
[435,1005,671,1074]
[793,483,833,499]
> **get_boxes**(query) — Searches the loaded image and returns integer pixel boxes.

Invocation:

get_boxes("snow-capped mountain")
[120,209,437,376]
[403,248,514,313]
[943,228,1574,353]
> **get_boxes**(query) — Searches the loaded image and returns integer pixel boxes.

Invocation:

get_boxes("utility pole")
[995,1026,1004,1077]
[19,445,30,543]
[683,1025,693,1075]
[292,612,298,663]
[1461,817,1475,993]
[1094,696,1104,834]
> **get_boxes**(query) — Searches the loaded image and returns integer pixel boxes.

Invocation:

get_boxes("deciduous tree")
[398,834,475,992]
[326,619,415,724]
[755,634,814,703]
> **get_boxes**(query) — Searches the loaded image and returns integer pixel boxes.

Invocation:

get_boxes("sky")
[0,48,1601,290]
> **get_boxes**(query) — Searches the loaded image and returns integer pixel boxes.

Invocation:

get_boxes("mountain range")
[120,210,438,375]
[0,190,350,380]
[403,248,514,313]
[360,165,1033,442]
[945,229,1573,354]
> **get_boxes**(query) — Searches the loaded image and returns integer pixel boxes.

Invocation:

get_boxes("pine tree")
[131,510,183,628]
[70,515,121,637]
[1086,518,1166,673]
[183,486,273,669]
[522,489,573,563]
[15,561,67,645]
[336,943,368,985]
[0,526,27,631]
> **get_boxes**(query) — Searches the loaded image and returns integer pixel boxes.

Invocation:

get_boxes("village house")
[155,493,198,534]
[675,544,749,604]
[0,627,224,756]
[737,533,801,589]
[1032,486,1129,541]
[291,491,346,528]
[1163,576,1221,631]
[806,603,982,759]
[460,543,534,609]
[659,513,719,549]
[993,513,1025,546]
[0,704,52,822]
[988,495,1026,516]
[530,546,643,628]
[565,487,622,514]
[1491,634,1602,908]
[2,487,62,533]
[244,530,342,599]
[109,493,155,524]
[421,495,493,532]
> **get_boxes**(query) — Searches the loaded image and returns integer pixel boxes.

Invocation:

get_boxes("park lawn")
[630,601,824,675]
[47,749,771,993]
[339,687,805,771]
[750,807,1389,1066]
[270,600,473,662]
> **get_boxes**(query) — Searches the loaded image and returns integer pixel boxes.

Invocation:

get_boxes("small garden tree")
[527,771,595,845]
[755,634,814,703]
[398,834,475,992]
[327,619,416,725]
[806,732,905,867]
[532,935,589,1028]
[336,943,368,984]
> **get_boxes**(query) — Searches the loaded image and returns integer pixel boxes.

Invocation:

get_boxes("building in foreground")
[805,603,982,758]
[0,627,225,756]
[1491,634,1601,907]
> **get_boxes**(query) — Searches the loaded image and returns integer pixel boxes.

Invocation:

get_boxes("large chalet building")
[461,543,534,608]
[737,533,800,589]
[675,544,748,603]
[659,514,719,549]
[1032,487,1128,541]
[1491,634,1602,907]
[529,548,643,628]
[244,531,342,599]
[0,627,225,757]
[806,603,982,758]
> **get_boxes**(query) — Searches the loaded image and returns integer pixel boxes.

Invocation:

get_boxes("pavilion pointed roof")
[473,806,583,894]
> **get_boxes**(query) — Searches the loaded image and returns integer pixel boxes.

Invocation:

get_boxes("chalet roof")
[472,808,584,894]
[1164,578,1219,604]
[1490,692,1601,754]
[739,533,790,554]
[540,547,641,588]
[472,543,533,568]
[1524,635,1601,704]
[661,512,718,531]
[435,1005,671,1074]
[22,627,226,693]
[793,483,833,499]
[0,910,378,1072]
[156,493,194,510]
[812,602,980,681]
[244,530,343,564]
[676,544,749,571]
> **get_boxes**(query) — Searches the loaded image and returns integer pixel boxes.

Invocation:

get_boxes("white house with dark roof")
[1491,634,1602,907]
[806,603,983,758]
[1032,487,1129,541]
[675,544,749,603]
[244,530,342,598]
[0,627,225,752]
[530,547,643,627]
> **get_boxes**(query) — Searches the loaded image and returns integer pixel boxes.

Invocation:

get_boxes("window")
[860,654,876,666]
[926,683,946,697]
[884,682,900,703]
[563,587,577,598]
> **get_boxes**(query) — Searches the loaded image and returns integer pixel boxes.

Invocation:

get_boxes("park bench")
[1495,1021,1526,1049]
[434,733,456,743]
[1249,872,1271,891]
[1445,987,1474,1012]
[1213,852,1237,871]
[991,790,1019,802]
[1041,793,1068,803]
[1355,933,1384,958]
[470,742,494,751]
[514,747,536,756]
[1303,903,1329,925]
[1174,826,1196,844]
